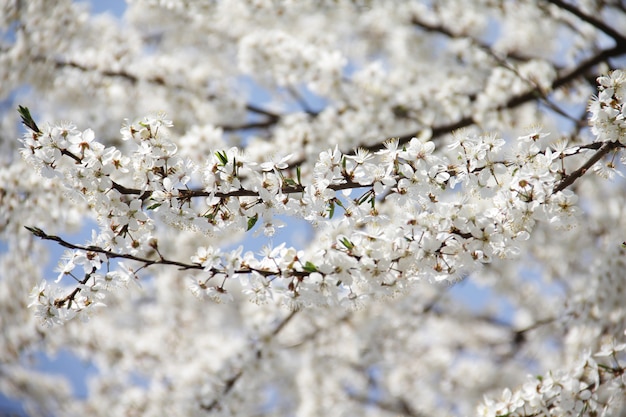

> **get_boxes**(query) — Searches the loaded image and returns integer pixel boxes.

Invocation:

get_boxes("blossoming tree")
[2,0,626,415]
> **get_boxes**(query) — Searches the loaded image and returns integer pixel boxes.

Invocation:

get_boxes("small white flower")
[260,153,293,172]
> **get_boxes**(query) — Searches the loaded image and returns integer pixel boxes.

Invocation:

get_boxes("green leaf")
[356,191,371,205]
[18,105,41,133]
[296,165,301,184]
[328,201,335,219]
[215,150,228,165]
[284,178,297,186]
[247,214,259,231]
[340,237,354,249]
[146,203,162,210]
[303,261,318,273]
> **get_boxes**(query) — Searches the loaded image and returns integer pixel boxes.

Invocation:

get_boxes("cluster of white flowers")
[479,341,626,417]
[19,92,615,322]
[4,1,626,416]
[589,70,626,144]
[238,29,346,95]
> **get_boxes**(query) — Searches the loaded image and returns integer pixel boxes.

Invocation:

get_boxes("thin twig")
[347,392,425,417]
[200,310,297,411]
[553,141,622,193]
[364,43,626,153]
[24,226,201,270]
[39,56,283,131]
[544,0,626,45]
[23,227,309,280]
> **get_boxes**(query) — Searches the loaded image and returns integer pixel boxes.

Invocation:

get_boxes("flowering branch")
[23,226,203,271]
[411,16,536,63]
[7,3,626,416]
[544,0,626,45]
[31,24,626,160]
[40,56,282,132]
[553,141,623,193]
[480,342,626,417]
[373,43,626,153]
[21,63,626,321]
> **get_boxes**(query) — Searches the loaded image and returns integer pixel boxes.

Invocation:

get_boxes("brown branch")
[60,148,153,198]
[365,43,626,153]
[347,392,425,417]
[271,309,298,336]
[219,119,280,132]
[24,226,202,270]
[413,16,584,125]
[51,143,370,201]
[243,103,281,120]
[55,268,94,310]
[23,227,309,280]
[544,0,626,45]
[52,121,622,209]
[553,140,623,193]
[411,17,537,63]
[38,44,626,167]
[41,56,283,132]
[551,44,626,90]
[103,177,369,200]
[200,310,297,412]
[24,227,312,323]
[39,108,624,206]
[199,370,243,412]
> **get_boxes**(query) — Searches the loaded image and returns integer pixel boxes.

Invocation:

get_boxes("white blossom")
[3,2,626,416]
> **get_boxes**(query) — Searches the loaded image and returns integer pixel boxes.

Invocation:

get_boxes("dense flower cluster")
[480,342,626,417]
[3,1,626,416]
[589,71,626,144]
[20,100,609,321]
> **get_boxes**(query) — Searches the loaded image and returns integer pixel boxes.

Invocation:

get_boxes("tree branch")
[24,226,202,270]
[553,140,623,193]
[347,392,425,417]
[544,0,626,45]
[200,310,297,412]
[411,16,539,63]
[40,56,283,132]
[23,227,315,281]
[365,43,626,153]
